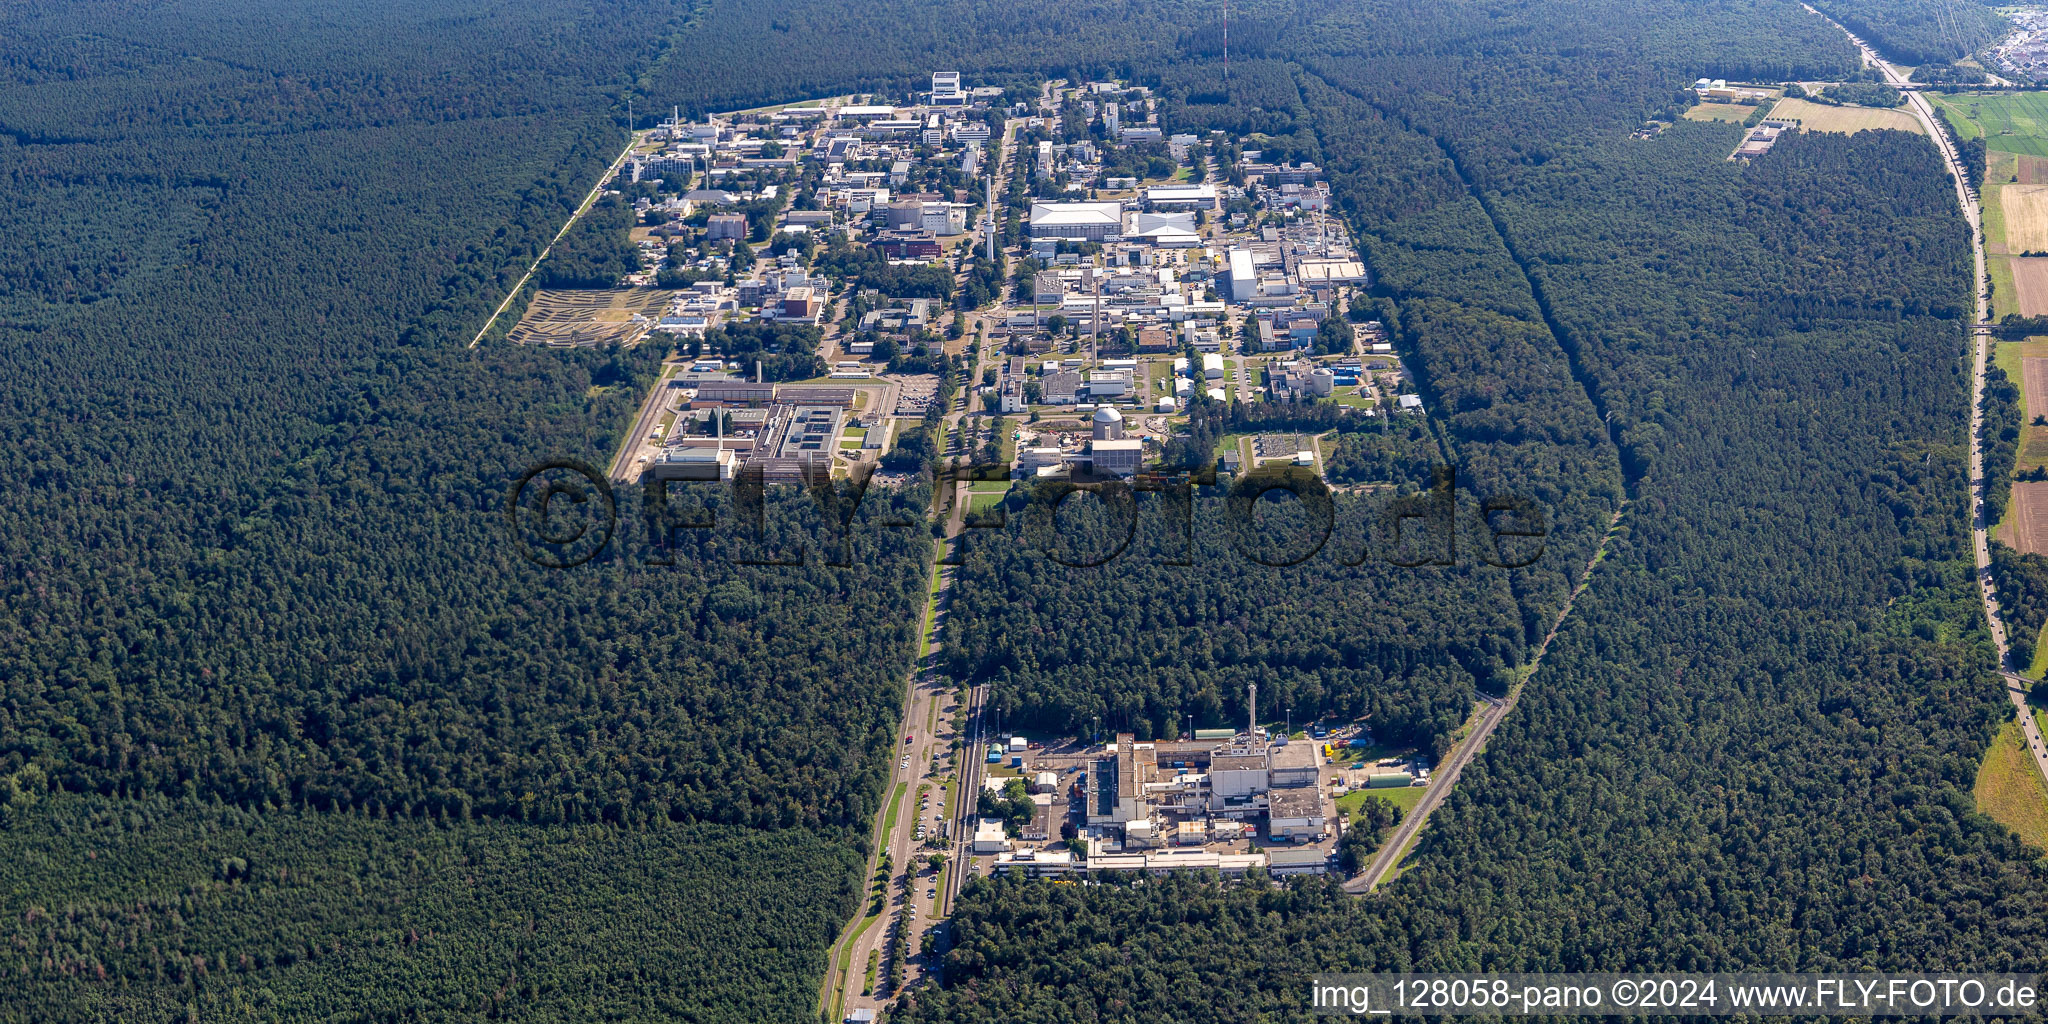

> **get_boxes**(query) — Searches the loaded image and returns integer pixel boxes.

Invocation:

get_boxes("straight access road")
[468,131,642,349]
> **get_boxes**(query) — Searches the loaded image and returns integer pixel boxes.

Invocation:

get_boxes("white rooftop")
[1030,201,1123,228]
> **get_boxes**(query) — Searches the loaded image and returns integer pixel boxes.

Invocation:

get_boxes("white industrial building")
[973,818,1011,854]
[650,447,738,481]
[1226,248,1256,301]
[1030,201,1125,241]
[1146,184,1217,209]
[1128,211,1201,247]
[1079,694,1329,844]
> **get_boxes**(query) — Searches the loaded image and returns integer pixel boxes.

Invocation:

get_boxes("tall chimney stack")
[1247,682,1257,738]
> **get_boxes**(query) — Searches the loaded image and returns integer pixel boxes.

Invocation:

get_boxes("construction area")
[507,289,674,347]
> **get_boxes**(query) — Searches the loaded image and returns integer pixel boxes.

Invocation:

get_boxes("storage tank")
[1092,405,1124,441]
[1367,772,1414,788]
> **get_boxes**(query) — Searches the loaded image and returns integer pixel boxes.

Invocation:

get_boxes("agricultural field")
[2001,187,2048,254]
[1995,341,2048,469]
[1683,101,1754,123]
[507,288,673,347]
[1973,723,2048,851]
[1931,91,2048,157]
[2011,258,2048,316]
[2005,481,2048,555]
[1766,97,1920,135]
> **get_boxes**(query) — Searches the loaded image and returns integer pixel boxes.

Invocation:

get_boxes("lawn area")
[880,781,907,848]
[2029,628,2048,680]
[1992,255,2020,322]
[1984,151,2018,255]
[1767,97,1921,135]
[1930,91,1986,142]
[969,490,1007,515]
[1683,101,1753,123]
[1336,786,1426,819]
[1931,91,2048,157]
[917,541,944,659]
[1973,722,2048,851]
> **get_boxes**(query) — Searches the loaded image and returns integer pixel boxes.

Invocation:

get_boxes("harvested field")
[2015,261,2048,317]
[2020,155,2048,185]
[1765,97,1920,135]
[508,289,673,347]
[2009,481,2048,555]
[2002,185,2048,253]
[2026,356,2048,422]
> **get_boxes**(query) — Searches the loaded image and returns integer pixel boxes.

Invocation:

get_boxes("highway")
[1810,5,2048,788]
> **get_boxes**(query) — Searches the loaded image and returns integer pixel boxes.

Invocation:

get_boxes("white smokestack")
[1247,682,1256,738]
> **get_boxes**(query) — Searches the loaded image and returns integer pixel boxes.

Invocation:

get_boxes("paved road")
[606,364,679,481]
[826,646,956,1019]
[1347,507,1627,893]
[1812,6,2048,790]
[469,131,642,349]
[830,115,1017,1016]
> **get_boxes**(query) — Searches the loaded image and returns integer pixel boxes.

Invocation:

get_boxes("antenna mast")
[1223,0,1230,83]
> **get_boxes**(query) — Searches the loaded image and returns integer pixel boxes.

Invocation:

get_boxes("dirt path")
[1346,504,1628,893]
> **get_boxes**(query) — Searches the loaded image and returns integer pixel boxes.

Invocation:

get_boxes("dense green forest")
[1811,0,2007,65]
[0,796,857,1023]
[0,0,933,1018]
[1990,541,2048,670]
[537,194,641,288]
